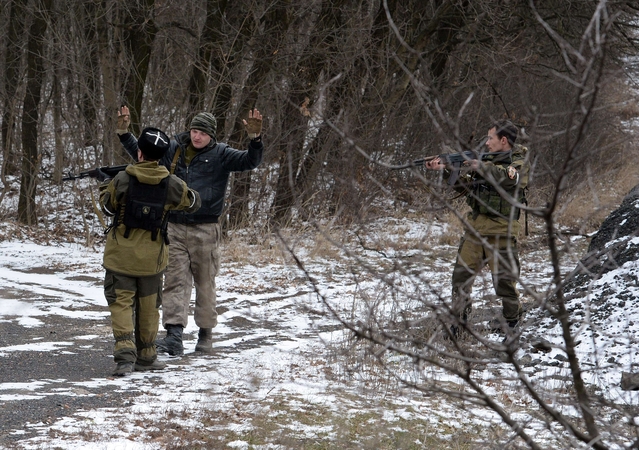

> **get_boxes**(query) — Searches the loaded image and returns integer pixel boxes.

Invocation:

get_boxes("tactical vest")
[469,183,525,220]
[467,155,526,220]
[114,176,170,243]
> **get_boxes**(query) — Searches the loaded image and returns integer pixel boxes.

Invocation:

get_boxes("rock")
[621,372,639,391]
[531,338,552,353]
[588,186,639,253]
[519,354,533,365]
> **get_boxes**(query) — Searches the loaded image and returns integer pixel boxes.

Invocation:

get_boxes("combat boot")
[112,362,134,377]
[135,359,167,372]
[502,320,520,344]
[195,328,214,353]
[156,324,184,356]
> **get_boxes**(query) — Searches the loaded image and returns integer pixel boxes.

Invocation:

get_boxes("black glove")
[94,168,111,182]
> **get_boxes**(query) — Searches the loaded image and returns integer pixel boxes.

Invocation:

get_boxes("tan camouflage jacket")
[99,161,200,276]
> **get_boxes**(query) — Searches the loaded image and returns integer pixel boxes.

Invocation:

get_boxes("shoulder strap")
[170,147,182,174]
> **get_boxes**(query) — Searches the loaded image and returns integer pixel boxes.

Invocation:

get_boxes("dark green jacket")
[449,144,529,236]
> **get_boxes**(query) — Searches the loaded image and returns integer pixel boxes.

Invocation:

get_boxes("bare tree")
[0,0,635,237]
[18,0,52,225]
[279,1,639,448]
[97,0,123,165]
[185,0,229,125]
[226,0,292,228]
[120,0,157,138]
[1,0,27,185]
[268,0,351,226]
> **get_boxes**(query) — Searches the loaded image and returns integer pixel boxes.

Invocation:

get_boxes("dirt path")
[0,301,137,446]
[0,243,320,449]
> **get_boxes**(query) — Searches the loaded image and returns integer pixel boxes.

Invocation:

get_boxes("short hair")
[491,120,518,146]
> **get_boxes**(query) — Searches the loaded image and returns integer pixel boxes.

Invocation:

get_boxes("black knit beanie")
[189,112,217,140]
[138,127,170,161]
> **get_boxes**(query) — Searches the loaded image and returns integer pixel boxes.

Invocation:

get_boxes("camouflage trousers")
[161,222,221,329]
[451,233,522,322]
[104,270,163,364]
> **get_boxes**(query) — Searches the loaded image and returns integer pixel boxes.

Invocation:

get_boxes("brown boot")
[112,362,134,377]
[195,328,213,353]
[134,360,167,372]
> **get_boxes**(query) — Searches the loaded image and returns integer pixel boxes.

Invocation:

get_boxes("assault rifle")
[62,164,128,181]
[394,150,512,185]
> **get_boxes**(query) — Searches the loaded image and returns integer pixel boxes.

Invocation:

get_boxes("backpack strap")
[170,146,182,175]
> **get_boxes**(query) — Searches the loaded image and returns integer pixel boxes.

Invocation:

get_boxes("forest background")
[2,0,639,232]
[2,1,639,448]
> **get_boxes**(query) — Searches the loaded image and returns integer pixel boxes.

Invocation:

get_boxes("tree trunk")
[198,0,251,138]
[270,0,345,226]
[186,0,228,125]
[52,70,64,185]
[98,0,121,165]
[2,0,27,179]
[226,1,291,229]
[79,0,102,154]
[121,0,157,138]
[295,96,342,218]
[18,0,52,225]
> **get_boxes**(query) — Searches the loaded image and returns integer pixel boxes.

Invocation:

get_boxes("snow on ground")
[0,216,638,448]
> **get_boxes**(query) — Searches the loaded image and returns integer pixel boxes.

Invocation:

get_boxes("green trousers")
[104,270,163,364]
[451,233,521,322]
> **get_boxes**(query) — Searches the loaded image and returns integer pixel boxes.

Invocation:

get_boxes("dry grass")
[553,153,639,232]
[435,209,466,246]
[308,230,347,261]
[223,228,291,265]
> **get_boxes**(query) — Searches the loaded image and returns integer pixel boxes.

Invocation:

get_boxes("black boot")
[195,328,213,353]
[502,320,520,344]
[156,324,184,356]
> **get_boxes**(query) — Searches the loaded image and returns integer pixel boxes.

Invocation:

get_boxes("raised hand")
[116,106,130,135]
[242,108,263,139]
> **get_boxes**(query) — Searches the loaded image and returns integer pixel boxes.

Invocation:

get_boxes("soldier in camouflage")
[425,120,530,338]
[99,127,201,376]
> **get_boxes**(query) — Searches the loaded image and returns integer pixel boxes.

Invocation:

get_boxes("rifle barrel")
[62,164,129,182]
[392,150,511,171]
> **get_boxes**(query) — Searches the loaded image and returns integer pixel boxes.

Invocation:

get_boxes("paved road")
[0,305,144,447]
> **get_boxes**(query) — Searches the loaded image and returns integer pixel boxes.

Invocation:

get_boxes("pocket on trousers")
[104,272,117,306]
[156,278,163,309]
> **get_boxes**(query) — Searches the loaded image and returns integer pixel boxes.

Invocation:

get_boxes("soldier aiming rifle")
[423,120,530,342]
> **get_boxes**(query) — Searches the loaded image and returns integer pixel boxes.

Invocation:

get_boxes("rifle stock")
[62,164,128,181]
